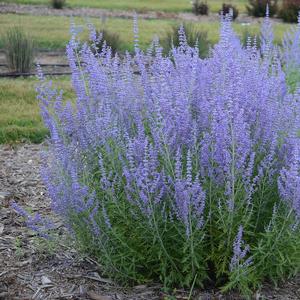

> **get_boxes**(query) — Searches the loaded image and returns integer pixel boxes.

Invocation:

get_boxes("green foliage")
[71,146,208,288]
[0,126,48,144]
[69,143,300,296]
[192,0,209,15]
[14,237,26,258]
[51,0,65,9]
[252,206,300,285]
[33,233,61,257]
[247,0,278,17]
[2,27,34,73]
[221,204,300,295]
[286,69,300,92]
[161,23,210,58]
[279,0,300,23]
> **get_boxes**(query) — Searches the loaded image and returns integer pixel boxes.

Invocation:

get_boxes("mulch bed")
[0,144,159,300]
[0,144,299,299]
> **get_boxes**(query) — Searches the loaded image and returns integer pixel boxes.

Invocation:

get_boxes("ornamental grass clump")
[2,27,34,73]
[36,16,300,296]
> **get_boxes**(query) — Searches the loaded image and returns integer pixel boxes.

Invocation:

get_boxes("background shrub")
[2,27,34,73]
[161,23,210,58]
[219,3,239,20]
[51,0,65,9]
[192,0,209,15]
[36,18,300,296]
[247,0,278,17]
[92,29,122,55]
[279,0,300,23]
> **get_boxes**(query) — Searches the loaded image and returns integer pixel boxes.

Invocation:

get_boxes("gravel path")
[0,144,299,299]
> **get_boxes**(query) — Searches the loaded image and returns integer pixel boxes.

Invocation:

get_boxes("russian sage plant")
[37,15,300,295]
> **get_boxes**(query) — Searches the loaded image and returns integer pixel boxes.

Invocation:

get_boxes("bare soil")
[0,144,300,299]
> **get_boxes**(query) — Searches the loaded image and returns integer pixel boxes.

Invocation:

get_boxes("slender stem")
[227,121,236,251]
[188,273,198,300]
[254,173,267,233]
[75,47,89,97]
[149,198,180,274]
[188,205,195,275]
[209,179,214,253]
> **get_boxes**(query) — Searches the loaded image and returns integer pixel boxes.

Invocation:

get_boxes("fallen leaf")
[87,291,112,300]
[134,284,147,290]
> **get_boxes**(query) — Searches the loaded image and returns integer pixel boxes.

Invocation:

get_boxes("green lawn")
[0,77,73,144]
[0,14,174,50]
[0,13,293,51]
[2,0,250,13]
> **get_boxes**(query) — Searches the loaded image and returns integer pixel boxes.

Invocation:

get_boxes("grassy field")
[0,14,174,50]
[3,0,250,13]
[0,77,73,144]
[0,13,294,51]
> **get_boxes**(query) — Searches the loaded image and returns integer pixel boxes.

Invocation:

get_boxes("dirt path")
[0,144,299,299]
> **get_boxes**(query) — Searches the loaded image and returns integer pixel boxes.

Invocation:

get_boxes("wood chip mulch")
[0,144,299,299]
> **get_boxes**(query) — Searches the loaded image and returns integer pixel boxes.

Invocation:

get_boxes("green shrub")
[161,23,210,58]
[247,0,278,17]
[219,3,239,20]
[2,27,34,74]
[286,69,300,92]
[279,0,300,23]
[93,29,123,55]
[192,0,209,15]
[51,0,65,9]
